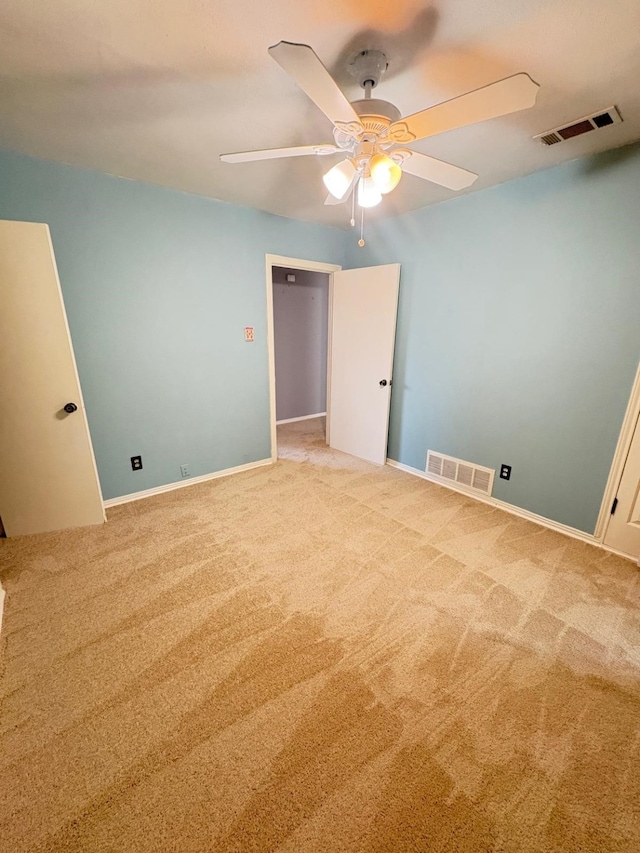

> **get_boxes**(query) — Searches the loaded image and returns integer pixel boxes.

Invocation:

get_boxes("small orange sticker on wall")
[244,327,254,342]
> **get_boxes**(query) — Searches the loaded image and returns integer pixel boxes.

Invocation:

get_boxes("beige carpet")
[1,417,639,853]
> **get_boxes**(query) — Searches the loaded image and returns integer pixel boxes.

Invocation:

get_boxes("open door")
[328,264,400,465]
[0,220,105,537]
[604,412,640,559]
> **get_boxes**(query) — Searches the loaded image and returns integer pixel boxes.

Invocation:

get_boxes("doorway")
[272,265,330,442]
[266,255,340,459]
[265,254,401,467]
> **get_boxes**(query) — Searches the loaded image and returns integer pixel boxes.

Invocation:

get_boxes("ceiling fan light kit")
[220,41,540,245]
[323,159,357,199]
[357,175,383,208]
[369,153,402,194]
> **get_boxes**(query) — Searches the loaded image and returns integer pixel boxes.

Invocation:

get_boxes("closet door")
[604,412,640,559]
[0,220,104,536]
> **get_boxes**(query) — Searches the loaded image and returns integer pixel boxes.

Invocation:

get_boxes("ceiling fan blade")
[389,73,539,144]
[268,41,361,131]
[401,151,478,191]
[324,193,344,206]
[220,143,339,163]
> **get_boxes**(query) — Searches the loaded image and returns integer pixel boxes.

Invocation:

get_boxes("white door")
[0,220,105,537]
[328,264,400,465]
[604,412,640,559]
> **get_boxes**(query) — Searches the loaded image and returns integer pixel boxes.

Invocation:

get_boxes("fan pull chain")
[350,187,356,228]
[358,204,365,247]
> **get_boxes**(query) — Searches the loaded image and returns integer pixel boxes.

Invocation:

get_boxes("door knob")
[63,402,78,413]
[379,379,388,387]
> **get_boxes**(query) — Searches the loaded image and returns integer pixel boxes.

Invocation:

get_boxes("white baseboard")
[385,458,635,560]
[104,458,273,508]
[276,412,326,425]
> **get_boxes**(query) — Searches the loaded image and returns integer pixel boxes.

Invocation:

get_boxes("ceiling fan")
[221,42,539,227]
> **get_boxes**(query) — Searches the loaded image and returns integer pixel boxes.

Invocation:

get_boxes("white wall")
[272,267,329,422]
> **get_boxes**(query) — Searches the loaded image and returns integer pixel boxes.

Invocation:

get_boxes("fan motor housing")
[351,99,402,123]
[333,98,401,148]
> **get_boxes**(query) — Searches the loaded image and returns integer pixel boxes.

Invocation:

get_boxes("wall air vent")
[534,106,622,146]
[426,451,495,497]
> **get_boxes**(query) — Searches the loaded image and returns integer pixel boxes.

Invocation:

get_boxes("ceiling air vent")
[534,106,622,146]
[426,451,495,497]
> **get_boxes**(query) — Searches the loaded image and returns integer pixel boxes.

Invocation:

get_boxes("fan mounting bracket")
[347,50,389,90]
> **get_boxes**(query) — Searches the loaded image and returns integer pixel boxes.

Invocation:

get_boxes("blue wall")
[0,150,346,500]
[1,143,639,530]
[347,143,640,533]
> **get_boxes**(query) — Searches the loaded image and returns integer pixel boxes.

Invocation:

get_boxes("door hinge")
[611,497,618,515]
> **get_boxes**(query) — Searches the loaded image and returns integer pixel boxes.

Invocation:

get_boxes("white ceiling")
[1,0,639,227]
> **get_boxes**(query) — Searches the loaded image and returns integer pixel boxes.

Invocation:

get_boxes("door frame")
[265,254,341,460]
[595,360,640,541]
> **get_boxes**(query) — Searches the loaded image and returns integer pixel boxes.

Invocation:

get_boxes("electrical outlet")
[180,464,191,478]
[131,455,142,471]
[244,326,254,342]
[500,464,512,481]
